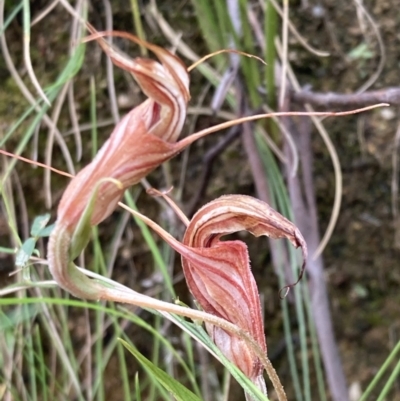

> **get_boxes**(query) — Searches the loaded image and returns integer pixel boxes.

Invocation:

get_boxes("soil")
[1,1,400,400]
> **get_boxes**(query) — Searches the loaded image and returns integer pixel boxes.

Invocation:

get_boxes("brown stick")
[281,97,350,401]
[292,86,400,108]
[186,125,241,216]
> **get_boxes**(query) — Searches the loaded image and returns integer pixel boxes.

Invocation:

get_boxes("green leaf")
[15,238,36,267]
[348,43,374,60]
[36,222,55,238]
[30,214,51,237]
[0,305,38,330]
[119,339,202,401]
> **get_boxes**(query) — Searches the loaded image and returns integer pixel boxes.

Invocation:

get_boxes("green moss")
[0,77,27,126]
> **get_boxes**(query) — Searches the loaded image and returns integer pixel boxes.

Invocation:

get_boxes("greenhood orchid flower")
[56,30,190,232]
[181,195,307,391]
[48,31,193,298]
[149,194,307,396]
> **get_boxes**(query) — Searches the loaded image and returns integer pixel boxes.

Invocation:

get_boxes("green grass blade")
[25,313,38,401]
[264,0,277,109]
[90,76,98,157]
[167,315,270,401]
[124,191,175,298]
[376,357,400,401]
[359,339,400,401]
[0,1,23,36]
[238,0,261,107]
[130,0,147,56]
[116,336,131,401]
[121,339,203,401]
[191,0,225,55]
[33,325,49,401]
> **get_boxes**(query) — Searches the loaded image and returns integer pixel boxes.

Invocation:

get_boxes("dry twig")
[292,87,400,108]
